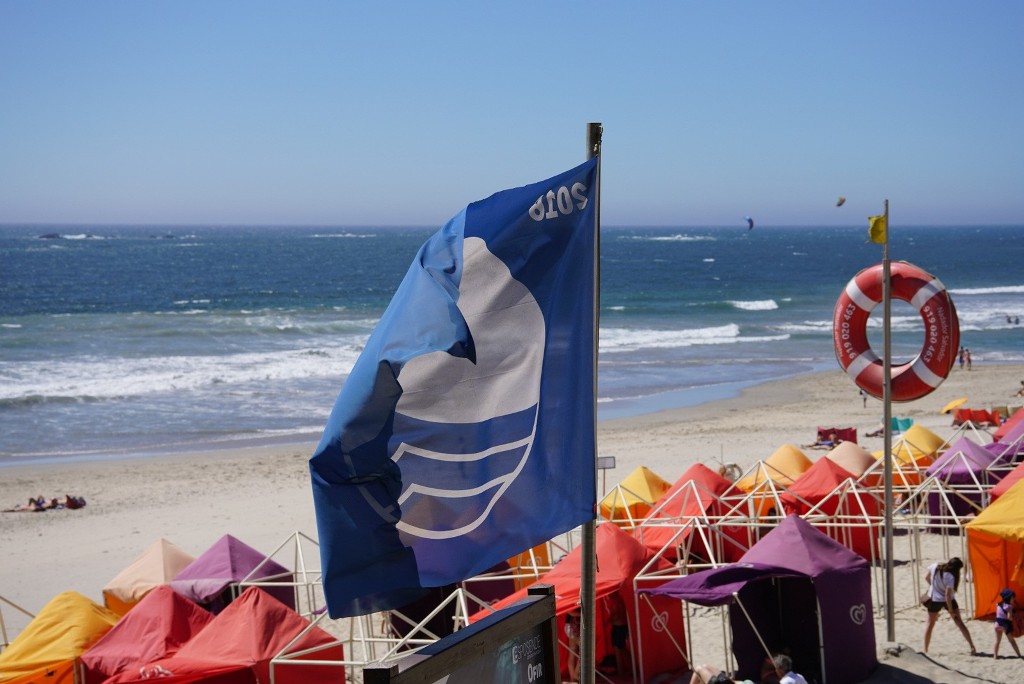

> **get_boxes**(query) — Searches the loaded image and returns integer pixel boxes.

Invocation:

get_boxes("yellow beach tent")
[599,465,671,527]
[872,424,943,486]
[735,444,813,517]
[102,537,194,616]
[965,479,1024,619]
[0,591,118,684]
[736,444,812,492]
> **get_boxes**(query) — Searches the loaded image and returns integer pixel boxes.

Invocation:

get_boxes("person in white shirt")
[772,654,808,684]
[922,557,977,655]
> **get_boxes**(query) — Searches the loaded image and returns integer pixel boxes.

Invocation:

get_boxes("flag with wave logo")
[310,159,599,617]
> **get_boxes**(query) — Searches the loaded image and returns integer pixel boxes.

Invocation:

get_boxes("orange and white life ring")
[833,261,959,402]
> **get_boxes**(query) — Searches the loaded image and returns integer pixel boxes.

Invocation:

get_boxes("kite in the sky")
[836,196,846,207]
[744,216,754,230]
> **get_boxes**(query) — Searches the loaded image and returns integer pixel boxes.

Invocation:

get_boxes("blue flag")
[310,159,599,617]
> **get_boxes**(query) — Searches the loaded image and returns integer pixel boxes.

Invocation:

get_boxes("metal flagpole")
[881,199,895,642]
[581,122,602,684]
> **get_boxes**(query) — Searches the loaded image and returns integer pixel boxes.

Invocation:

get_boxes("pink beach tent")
[104,586,344,684]
[102,537,195,616]
[81,585,214,684]
[994,406,1024,441]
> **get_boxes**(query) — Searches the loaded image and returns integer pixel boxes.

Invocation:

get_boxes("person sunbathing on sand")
[690,664,754,684]
[4,497,46,512]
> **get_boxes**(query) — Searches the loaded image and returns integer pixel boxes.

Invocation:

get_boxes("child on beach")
[993,589,1022,659]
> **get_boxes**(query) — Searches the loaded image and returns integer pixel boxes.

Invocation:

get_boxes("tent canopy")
[990,461,1024,501]
[599,465,672,525]
[82,585,213,684]
[736,445,812,492]
[471,523,686,682]
[642,516,876,684]
[780,458,879,560]
[106,587,343,684]
[0,591,119,684]
[993,407,1024,441]
[102,538,195,615]
[824,442,876,480]
[635,463,748,563]
[170,534,293,612]
[926,436,1006,482]
[966,480,1024,619]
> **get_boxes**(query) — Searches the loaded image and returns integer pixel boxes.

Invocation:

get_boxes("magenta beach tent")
[640,515,876,684]
[170,534,294,613]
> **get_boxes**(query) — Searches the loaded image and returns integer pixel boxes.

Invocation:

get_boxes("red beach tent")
[779,458,880,561]
[634,462,749,563]
[470,523,687,683]
[105,587,343,684]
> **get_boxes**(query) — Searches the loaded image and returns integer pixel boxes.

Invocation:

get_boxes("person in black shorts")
[923,557,977,655]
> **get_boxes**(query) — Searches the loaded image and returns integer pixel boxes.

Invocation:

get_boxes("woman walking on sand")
[923,557,977,655]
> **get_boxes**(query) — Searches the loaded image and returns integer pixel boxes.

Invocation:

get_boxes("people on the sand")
[1015,380,1024,398]
[923,557,977,655]
[6,497,46,512]
[564,607,581,682]
[965,348,972,370]
[993,588,1022,659]
[806,432,840,449]
[958,346,965,369]
[772,655,808,684]
[606,593,631,675]
[3,494,86,512]
[689,664,755,684]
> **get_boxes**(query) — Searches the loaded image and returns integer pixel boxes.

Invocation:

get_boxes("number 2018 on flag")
[528,183,589,221]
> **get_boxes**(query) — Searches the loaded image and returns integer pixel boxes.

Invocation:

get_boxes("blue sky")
[1,2,1021,227]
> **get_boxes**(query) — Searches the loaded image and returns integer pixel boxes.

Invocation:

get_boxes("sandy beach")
[3,363,1023,683]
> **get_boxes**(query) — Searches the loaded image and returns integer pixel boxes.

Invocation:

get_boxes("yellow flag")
[868,215,887,244]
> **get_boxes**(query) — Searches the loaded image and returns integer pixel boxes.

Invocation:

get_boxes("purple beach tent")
[925,435,1008,527]
[640,515,876,684]
[170,534,294,613]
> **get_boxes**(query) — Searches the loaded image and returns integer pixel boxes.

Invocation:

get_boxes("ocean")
[2,224,1022,466]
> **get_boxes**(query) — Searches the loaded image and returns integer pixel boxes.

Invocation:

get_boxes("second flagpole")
[580,122,602,684]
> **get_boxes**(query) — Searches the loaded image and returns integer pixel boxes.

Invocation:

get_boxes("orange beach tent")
[966,479,1024,619]
[102,538,195,615]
